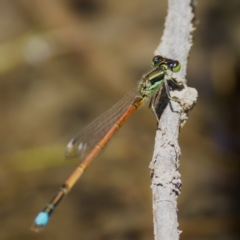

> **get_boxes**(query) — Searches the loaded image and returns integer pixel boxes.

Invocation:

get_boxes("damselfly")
[31,55,182,232]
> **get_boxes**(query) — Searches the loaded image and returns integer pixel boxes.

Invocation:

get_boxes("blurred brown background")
[0,0,240,239]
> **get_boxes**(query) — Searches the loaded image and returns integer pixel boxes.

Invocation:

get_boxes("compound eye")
[169,60,181,72]
[152,55,164,67]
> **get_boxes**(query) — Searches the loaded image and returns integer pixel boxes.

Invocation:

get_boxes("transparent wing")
[65,87,139,161]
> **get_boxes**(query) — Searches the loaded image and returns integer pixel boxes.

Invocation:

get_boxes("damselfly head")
[152,55,181,73]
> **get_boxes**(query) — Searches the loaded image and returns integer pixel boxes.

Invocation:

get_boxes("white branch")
[150,0,197,239]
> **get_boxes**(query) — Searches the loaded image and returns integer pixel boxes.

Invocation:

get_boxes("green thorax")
[138,66,167,97]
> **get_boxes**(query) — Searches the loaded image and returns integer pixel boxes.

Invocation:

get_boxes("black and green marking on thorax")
[138,55,181,98]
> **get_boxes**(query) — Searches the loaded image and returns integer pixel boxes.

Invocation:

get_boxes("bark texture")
[150,0,198,239]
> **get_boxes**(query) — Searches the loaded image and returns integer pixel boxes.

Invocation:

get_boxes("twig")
[150,0,198,239]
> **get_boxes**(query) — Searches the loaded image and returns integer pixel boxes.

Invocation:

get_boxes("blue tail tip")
[34,212,50,226]
[31,212,50,232]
